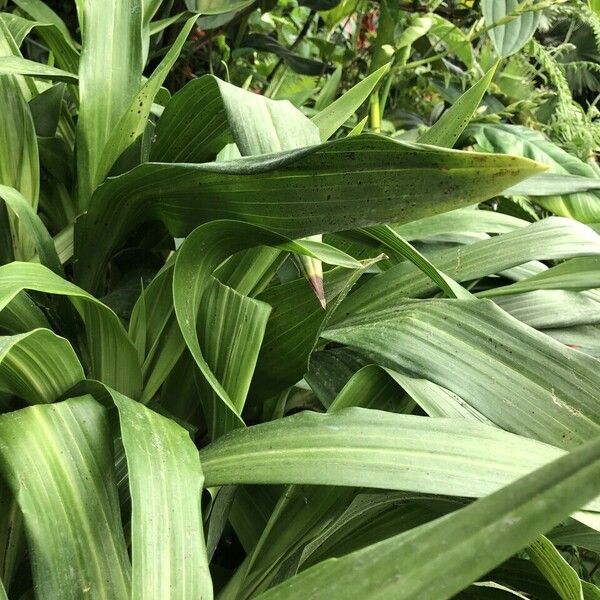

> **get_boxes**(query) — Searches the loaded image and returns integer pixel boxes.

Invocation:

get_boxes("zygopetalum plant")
[0,1,600,599]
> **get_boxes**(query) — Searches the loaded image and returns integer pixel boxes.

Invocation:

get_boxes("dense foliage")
[0,0,600,598]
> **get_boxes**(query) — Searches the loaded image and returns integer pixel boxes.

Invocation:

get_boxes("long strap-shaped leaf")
[0,328,84,404]
[0,396,131,599]
[173,220,361,436]
[74,134,543,293]
[340,217,600,314]
[0,262,141,397]
[198,408,599,512]
[479,256,600,298]
[254,431,600,600]
[0,184,62,274]
[324,299,600,449]
[418,64,497,148]
[76,0,143,206]
[110,390,212,600]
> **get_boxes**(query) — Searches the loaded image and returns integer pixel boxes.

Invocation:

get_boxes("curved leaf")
[482,0,540,57]
[0,329,84,404]
[110,390,212,600]
[0,262,141,397]
[173,220,361,436]
[199,408,595,508]
[75,134,543,292]
[0,396,131,599]
[0,56,77,81]
[255,433,600,600]
[325,299,600,449]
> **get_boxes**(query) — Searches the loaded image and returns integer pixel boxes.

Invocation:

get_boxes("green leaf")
[324,299,600,449]
[0,184,62,274]
[311,64,389,141]
[479,257,600,298]
[75,134,543,293]
[340,217,600,310]
[469,123,600,222]
[152,74,319,163]
[185,0,254,15]
[110,390,213,600]
[0,31,39,262]
[94,15,198,186]
[527,535,584,600]
[363,224,472,299]
[0,262,141,397]
[482,0,541,57]
[506,173,600,196]
[0,55,77,81]
[76,0,143,206]
[150,76,232,163]
[173,220,361,437]
[495,290,600,330]
[12,0,75,47]
[199,408,591,505]
[0,396,131,599]
[393,207,528,240]
[0,329,84,404]
[28,82,66,137]
[255,433,600,600]
[418,64,497,148]
[429,14,473,68]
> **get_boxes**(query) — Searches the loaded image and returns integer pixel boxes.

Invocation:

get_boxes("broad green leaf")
[419,64,496,148]
[151,74,319,163]
[506,173,600,196]
[95,16,197,186]
[429,14,473,68]
[0,289,49,334]
[250,267,359,400]
[196,278,271,437]
[480,257,600,298]
[325,299,600,449]
[255,433,600,600]
[470,123,600,222]
[0,329,84,404]
[12,0,75,46]
[75,134,543,293]
[0,262,141,397]
[328,364,414,413]
[199,408,594,506]
[29,82,66,137]
[0,396,131,599]
[527,535,584,600]
[2,15,79,74]
[0,184,62,274]
[0,32,39,262]
[110,390,212,600]
[0,55,77,81]
[76,0,143,206]
[311,64,390,141]
[393,207,528,240]
[173,220,361,437]
[340,217,600,311]
[495,290,600,330]
[482,0,541,57]
[150,76,232,163]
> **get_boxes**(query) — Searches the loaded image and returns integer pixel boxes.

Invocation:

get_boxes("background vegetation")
[0,0,600,598]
